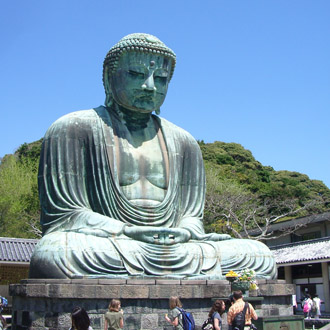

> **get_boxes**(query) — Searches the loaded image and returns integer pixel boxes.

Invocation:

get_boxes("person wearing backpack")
[165,296,184,330]
[227,291,258,330]
[165,296,195,330]
[203,299,226,330]
[302,294,313,319]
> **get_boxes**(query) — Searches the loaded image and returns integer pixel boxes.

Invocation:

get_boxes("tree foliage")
[0,140,42,238]
[200,141,330,239]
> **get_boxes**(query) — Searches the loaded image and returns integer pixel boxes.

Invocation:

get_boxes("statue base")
[10,279,297,330]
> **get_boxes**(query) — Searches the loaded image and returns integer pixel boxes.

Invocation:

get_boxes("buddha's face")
[108,52,172,113]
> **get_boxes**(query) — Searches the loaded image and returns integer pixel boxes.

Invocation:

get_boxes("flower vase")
[231,281,251,293]
[226,276,238,283]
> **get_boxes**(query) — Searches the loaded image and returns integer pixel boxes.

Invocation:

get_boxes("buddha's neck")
[109,102,153,130]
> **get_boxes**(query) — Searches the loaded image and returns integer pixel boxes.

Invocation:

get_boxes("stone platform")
[10,279,295,330]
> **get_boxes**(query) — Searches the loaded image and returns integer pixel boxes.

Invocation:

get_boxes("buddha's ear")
[155,108,160,115]
[103,66,112,106]
[103,66,111,93]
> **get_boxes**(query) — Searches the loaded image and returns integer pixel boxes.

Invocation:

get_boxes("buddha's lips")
[134,91,164,99]
[135,94,155,102]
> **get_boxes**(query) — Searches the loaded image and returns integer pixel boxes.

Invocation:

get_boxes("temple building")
[264,211,330,314]
[0,237,38,305]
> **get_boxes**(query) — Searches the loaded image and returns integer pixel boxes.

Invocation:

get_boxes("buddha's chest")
[115,133,168,189]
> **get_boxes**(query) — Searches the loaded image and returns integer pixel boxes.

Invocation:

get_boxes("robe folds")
[29,106,277,279]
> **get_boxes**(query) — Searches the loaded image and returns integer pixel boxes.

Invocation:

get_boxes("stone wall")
[10,279,295,330]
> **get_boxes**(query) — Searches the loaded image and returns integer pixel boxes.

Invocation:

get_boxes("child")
[104,299,124,330]
[70,306,93,330]
[165,296,183,330]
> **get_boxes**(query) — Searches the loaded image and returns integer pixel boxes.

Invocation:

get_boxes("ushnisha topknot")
[103,33,176,84]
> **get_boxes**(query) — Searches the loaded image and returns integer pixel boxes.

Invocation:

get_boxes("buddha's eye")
[128,70,145,78]
[154,69,168,78]
[154,76,167,84]
[154,70,168,83]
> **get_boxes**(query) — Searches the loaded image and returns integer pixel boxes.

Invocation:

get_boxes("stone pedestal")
[10,279,295,330]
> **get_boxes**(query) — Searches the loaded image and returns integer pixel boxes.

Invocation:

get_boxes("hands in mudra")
[124,225,191,245]
[123,225,232,245]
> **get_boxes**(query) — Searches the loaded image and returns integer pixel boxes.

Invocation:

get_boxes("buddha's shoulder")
[52,108,102,126]
[46,107,106,133]
[157,116,198,144]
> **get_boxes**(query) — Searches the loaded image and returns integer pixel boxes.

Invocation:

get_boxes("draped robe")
[29,106,277,279]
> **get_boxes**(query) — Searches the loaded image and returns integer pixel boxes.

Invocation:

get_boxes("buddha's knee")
[29,252,68,279]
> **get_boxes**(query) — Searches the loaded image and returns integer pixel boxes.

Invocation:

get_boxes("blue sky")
[1,0,329,188]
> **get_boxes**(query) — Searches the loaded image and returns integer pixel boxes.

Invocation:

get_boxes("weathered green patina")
[29,33,277,279]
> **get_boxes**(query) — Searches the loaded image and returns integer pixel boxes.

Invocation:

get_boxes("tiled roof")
[0,237,39,263]
[270,236,330,265]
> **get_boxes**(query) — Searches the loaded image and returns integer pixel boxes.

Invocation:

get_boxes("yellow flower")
[249,283,258,290]
[225,270,239,277]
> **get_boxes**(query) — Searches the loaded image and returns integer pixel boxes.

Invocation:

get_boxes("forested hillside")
[200,140,329,203]
[199,140,330,238]
[0,139,329,239]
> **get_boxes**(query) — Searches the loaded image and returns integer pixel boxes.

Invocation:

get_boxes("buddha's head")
[103,33,176,114]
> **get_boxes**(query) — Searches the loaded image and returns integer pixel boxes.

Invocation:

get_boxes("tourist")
[104,299,124,330]
[0,297,7,330]
[165,296,183,330]
[312,294,322,319]
[228,294,235,306]
[302,294,312,319]
[292,294,298,315]
[0,315,6,330]
[208,299,226,330]
[0,313,6,330]
[70,306,93,330]
[227,291,258,330]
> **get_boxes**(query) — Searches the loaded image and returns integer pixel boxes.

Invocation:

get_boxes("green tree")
[203,160,328,241]
[0,153,41,238]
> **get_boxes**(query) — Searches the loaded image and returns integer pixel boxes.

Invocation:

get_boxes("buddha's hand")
[190,232,232,241]
[123,225,191,245]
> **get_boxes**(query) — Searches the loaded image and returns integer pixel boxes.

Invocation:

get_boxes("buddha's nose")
[142,74,156,91]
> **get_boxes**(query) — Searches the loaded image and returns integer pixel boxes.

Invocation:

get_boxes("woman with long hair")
[104,299,124,330]
[208,299,225,330]
[165,296,183,330]
[70,306,93,330]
